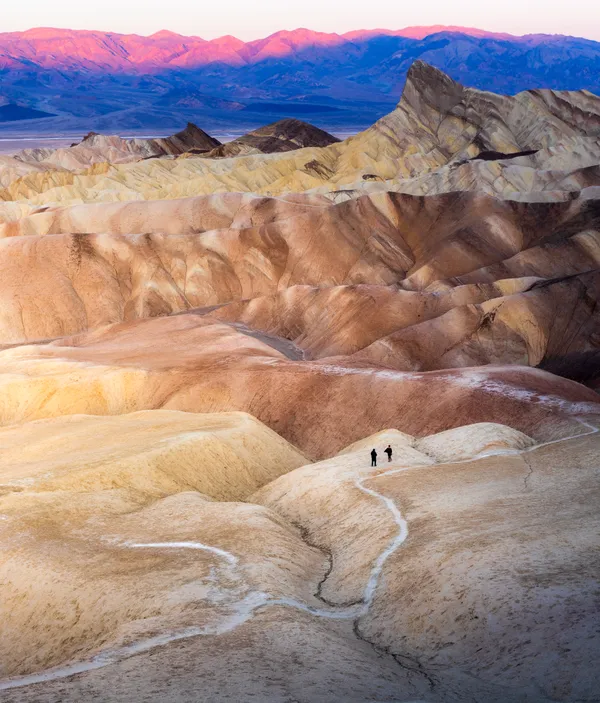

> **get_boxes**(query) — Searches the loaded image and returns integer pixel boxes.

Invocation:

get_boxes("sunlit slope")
[0,313,598,457]
[0,190,597,352]
[0,191,331,237]
[0,412,319,679]
[0,409,306,500]
[253,423,600,701]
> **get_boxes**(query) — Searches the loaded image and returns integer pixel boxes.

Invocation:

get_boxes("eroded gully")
[0,418,597,693]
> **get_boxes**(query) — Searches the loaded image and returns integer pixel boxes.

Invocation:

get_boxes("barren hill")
[0,60,598,702]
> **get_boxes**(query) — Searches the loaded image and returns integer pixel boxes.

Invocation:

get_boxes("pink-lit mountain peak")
[240,28,346,61]
[262,28,345,46]
[211,35,246,50]
[149,30,192,40]
[15,27,107,40]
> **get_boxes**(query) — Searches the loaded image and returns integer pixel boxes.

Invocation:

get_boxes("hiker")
[385,445,393,462]
[370,448,377,467]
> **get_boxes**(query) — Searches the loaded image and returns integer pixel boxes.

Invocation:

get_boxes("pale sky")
[3,0,600,41]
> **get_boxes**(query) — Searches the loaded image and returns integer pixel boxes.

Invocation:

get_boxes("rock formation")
[0,408,598,701]
[3,61,599,205]
[2,119,339,185]
[203,118,340,158]
[0,61,598,701]
[11,123,222,171]
[0,313,597,457]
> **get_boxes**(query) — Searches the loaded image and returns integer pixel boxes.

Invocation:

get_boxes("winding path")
[0,418,597,692]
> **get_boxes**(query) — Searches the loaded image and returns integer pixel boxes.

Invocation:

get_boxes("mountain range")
[1,26,600,131]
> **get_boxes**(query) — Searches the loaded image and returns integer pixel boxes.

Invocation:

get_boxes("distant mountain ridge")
[0,26,523,72]
[1,26,599,131]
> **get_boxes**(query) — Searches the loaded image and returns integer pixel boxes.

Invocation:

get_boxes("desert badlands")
[0,61,599,702]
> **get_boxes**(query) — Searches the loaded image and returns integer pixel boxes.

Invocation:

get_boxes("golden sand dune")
[0,410,306,500]
[0,411,318,681]
[1,485,321,681]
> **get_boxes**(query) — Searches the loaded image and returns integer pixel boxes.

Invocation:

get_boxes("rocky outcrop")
[12,122,222,171]
[2,119,340,184]
[204,119,340,158]
[131,121,222,155]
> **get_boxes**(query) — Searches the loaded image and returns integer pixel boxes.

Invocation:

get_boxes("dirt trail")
[0,418,597,693]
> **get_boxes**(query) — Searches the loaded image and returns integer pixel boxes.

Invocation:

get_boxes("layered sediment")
[0,60,598,702]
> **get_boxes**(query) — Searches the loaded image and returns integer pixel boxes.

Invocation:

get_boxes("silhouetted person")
[385,445,392,462]
[371,448,377,467]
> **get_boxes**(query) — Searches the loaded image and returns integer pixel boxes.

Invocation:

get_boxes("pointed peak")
[172,122,221,149]
[399,60,465,109]
[406,60,463,89]
[149,30,189,41]
[210,34,245,47]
